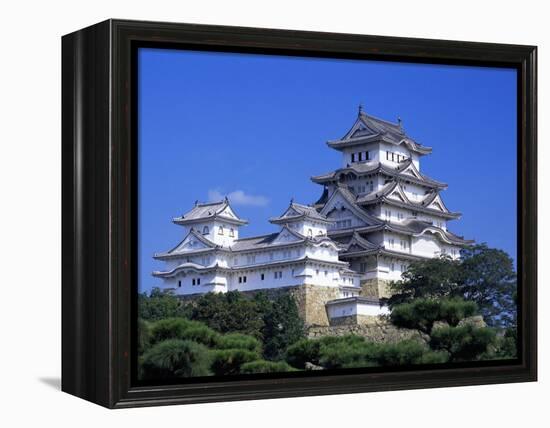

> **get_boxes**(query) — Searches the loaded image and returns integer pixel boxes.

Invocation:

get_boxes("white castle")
[153,109,472,326]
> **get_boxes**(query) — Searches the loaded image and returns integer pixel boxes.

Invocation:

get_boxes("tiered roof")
[311,159,447,189]
[173,199,248,226]
[270,201,332,224]
[356,180,461,219]
[326,111,432,155]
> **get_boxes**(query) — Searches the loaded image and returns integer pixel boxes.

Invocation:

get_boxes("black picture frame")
[61,19,537,409]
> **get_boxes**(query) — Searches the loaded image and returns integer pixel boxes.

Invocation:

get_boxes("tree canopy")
[385,244,517,328]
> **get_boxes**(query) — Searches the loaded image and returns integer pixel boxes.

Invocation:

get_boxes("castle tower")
[311,109,473,298]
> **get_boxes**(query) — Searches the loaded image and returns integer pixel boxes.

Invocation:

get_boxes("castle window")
[218,226,224,235]
[192,278,196,285]
[238,276,242,284]
[243,276,247,283]
[202,226,209,235]
[360,262,367,273]
[261,273,265,280]
[390,263,395,272]
[197,278,200,285]
[351,153,356,163]
[365,151,370,160]
[386,151,390,160]
[358,152,363,162]
[391,152,395,162]
[401,264,407,272]
[178,280,182,288]
[229,228,235,237]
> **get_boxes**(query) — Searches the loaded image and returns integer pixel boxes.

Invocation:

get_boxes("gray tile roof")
[173,199,248,225]
[311,160,447,189]
[270,201,331,224]
[327,112,432,155]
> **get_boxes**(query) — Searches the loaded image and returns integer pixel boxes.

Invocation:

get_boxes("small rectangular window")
[358,152,362,162]
[351,153,355,163]
[365,151,369,160]
[197,278,200,285]
[386,151,390,160]
[192,278,196,285]
[261,273,265,280]
[243,276,247,283]
[178,280,182,288]
[238,276,242,284]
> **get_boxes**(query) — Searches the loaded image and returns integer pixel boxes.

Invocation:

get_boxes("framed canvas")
[61,19,537,408]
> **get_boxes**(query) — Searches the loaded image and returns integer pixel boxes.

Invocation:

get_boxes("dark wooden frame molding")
[62,19,537,408]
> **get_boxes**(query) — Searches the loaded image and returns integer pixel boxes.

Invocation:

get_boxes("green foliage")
[210,348,260,376]
[188,291,265,338]
[149,317,221,347]
[138,288,188,321]
[285,338,323,369]
[482,328,517,360]
[137,318,151,354]
[286,335,446,370]
[140,339,212,379]
[385,244,517,328]
[240,360,296,374]
[460,245,517,328]
[430,324,496,362]
[375,340,447,366]
[390,297,477,335]
[255,292,305,360]
[317,337,380,369]
[217,333,262,353]
[386,255,462,307]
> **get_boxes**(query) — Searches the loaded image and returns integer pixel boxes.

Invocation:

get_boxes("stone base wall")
[308,318,428,344]
[360,278,392,299]
[328,314,380,326]
[288,284,340,327]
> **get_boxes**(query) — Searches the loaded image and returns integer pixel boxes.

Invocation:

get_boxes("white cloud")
[208,189,269,207]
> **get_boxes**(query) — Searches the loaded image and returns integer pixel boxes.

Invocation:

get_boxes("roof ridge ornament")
[358,103,363,116]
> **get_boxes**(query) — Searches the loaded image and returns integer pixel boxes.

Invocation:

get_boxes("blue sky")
[138,48,517,293]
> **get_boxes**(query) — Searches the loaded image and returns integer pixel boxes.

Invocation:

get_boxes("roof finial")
[358,103,363,115]
[290,197,294,205]
[194,199,199,206]
[397,117,403,129]
[224,195,229,204]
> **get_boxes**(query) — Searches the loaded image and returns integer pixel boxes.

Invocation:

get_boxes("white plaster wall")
[327,301,389,318]
[342,143,380,167]
[287,219,328,237]
[412,233,443,257]
[379,142,411,168]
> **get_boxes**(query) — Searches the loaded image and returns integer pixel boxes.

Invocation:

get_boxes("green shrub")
[140,339,212,380]
[210,349,260,376]
[375,340,433,366]
[149,318,221,347]
[285,338,323,369]
[180,324,221,347]
[217,333,262,353]
[439,298,478,327]
[390,298,479,334]
[318,338,380,369]
[430,324,496,362]
[149,318,194,344]
[138,318,152,354]
[240,360,297,374]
